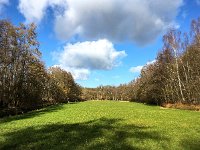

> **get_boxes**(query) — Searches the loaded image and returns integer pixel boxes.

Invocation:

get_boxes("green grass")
[0,101,200,150]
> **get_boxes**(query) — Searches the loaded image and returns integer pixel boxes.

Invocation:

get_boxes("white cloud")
[18,0,67,23]
[18,0,183,44]
[54,0,183,44]
[0,0,9,13]
[53,39,126,80]
[51,65,90,80]
[146,60,156,65]
[130,60,156,73]
[129,66,143,73]
[64,67,90,80]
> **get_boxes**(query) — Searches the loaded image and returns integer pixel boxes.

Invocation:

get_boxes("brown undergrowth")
[162,103,200,111]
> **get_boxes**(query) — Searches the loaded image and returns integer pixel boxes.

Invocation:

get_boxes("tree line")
[0,20,81,115]
[1,17,199,116]
[81,83,135,101]
[82,17,200,106]
[132,17,200,105]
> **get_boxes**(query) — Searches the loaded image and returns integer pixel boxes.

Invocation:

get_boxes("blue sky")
[0,0,200,87]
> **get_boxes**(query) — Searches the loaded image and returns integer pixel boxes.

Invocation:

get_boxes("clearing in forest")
[0,101,199,150]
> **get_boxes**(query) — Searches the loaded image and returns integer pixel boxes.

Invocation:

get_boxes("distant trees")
[0,20,82,114]
[81,83,135,101]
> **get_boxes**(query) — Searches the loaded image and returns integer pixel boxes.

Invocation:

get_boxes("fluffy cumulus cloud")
[18,0,183,44]
[55,0,183,44]
[130,60,156,73]
[18,0,67,23]
[0,0,9,13]
[53,39,126,80]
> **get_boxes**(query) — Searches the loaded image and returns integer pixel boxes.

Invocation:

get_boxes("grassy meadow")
[0,101,199,150]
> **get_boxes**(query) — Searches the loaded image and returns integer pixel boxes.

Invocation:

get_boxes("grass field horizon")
[0,101,199,150]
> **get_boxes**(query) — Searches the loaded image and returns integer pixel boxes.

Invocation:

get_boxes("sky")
[0,0,200,87]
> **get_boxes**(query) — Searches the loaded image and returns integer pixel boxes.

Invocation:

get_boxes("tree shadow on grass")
[180,137,200,150]
[0,103,66,123]
[0,118,170,150]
